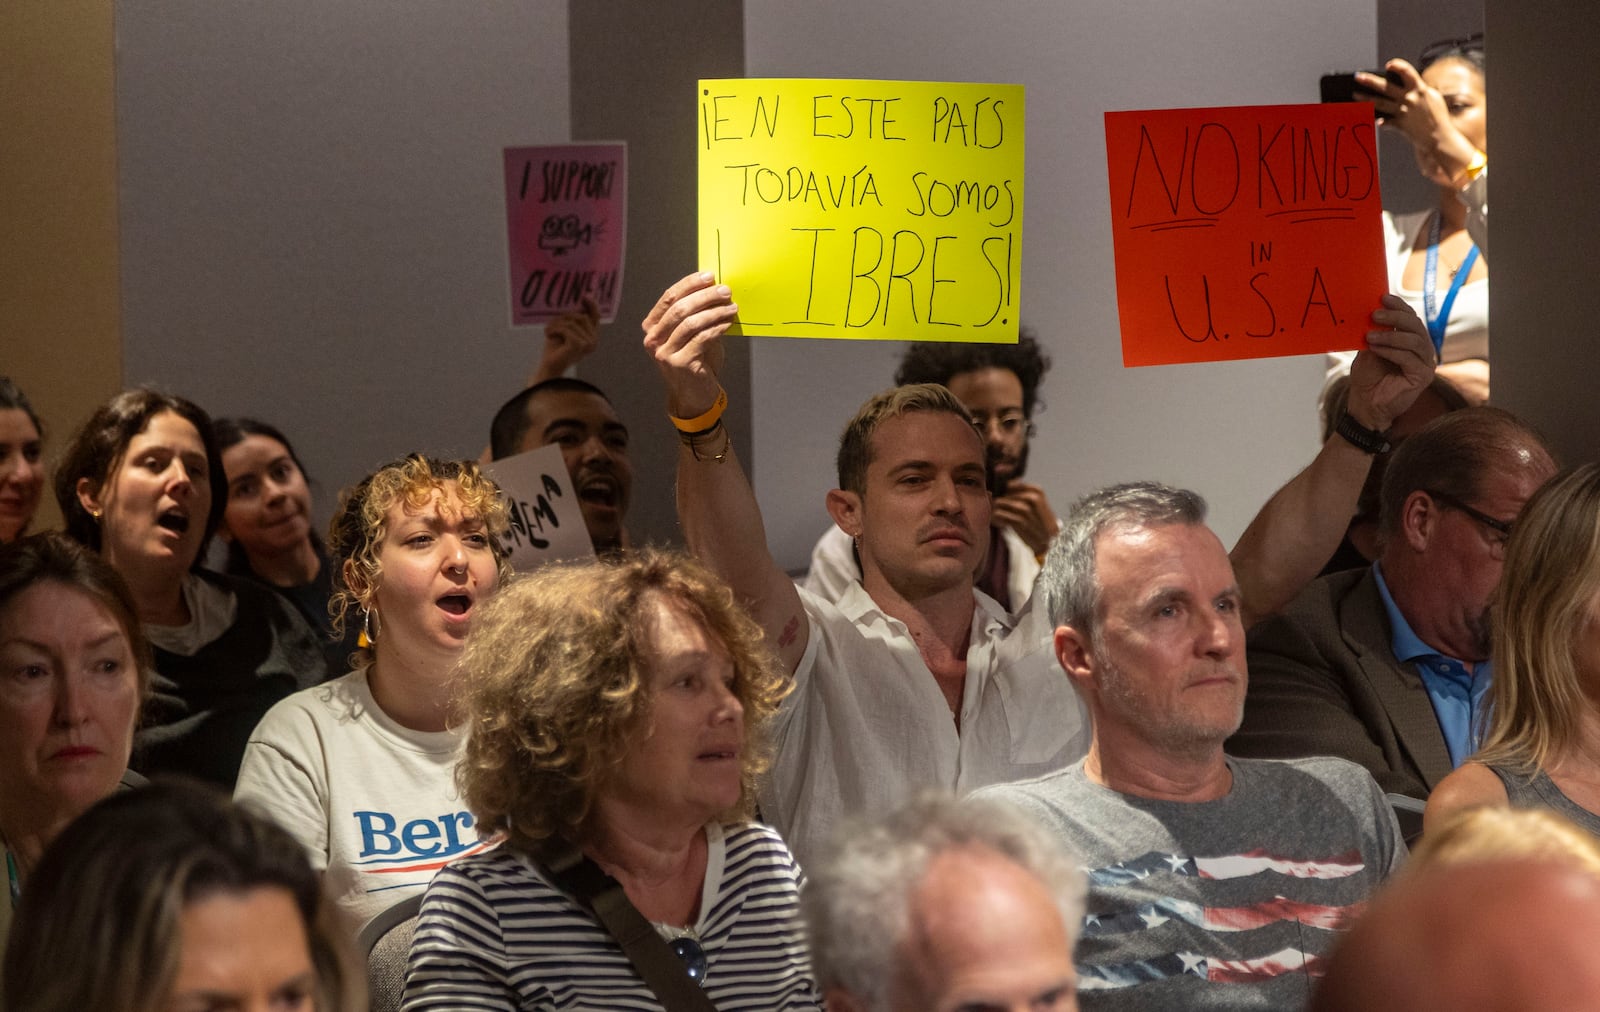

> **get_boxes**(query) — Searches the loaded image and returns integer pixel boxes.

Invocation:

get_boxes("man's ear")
[1054,623,1099,692]
[1400,489,1436,553]
[825,488,864,539]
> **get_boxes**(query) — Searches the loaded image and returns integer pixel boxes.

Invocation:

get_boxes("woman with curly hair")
[234,455,508,933]
[404,550,820,1010]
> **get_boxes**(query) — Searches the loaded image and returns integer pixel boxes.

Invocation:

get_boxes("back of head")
[1408,805,1600,878]
[893,329,1051,418]
[1040,481,1208,634]
[803,792,1084,1010]
[835,383,977,495]
[1476,463,1600,771]
[453,548,788,849]
[52,388,228,560]
[1377,406,1554,545]
[0,530,154,682]
[2,779,361,1012]
[488,377,612,461]
[1313,857,1600,1012]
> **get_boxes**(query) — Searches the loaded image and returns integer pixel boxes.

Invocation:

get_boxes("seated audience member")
[487,378,632,553]
[1231,407,1557,799]
[1312,859,1600,1011]
[641,272,1089,867]
[0,378,45,546]
[1312,374,1469,575]
[805,792,1085,1012]
[2,779,362,1012]
[1410,805,1600,875]
[978,482,1402,1010]
[1424,463,1600,833]
[234,456,507,931]
[806,332,1057,612]
[404,551,819,1009]
[54,389,329,787]
[1228,295,1438,627]
[213,417,361,669]
[0,533,148,956]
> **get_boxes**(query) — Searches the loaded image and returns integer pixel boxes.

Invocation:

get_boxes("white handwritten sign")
[487,443,596,572]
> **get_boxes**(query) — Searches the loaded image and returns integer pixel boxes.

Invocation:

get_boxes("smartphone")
[1320,68,1406,105]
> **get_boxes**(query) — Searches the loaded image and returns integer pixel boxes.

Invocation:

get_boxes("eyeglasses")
[1420,31,1485,67]
[669,936,708,986]
[1424,488,1513,547]
[968,410,1036,440]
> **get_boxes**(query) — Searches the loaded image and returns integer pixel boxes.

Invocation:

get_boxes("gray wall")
[117,1,570,521]
[116,0,1527,565]
[744,0,1376,572]
[567,1,746,550]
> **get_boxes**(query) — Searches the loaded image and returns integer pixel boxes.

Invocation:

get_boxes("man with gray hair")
[1231,407,1557,800]
[805,792,1085,1012]
[978,482,1403,1010]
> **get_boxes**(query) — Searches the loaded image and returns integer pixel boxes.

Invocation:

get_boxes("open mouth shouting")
[437,590,474,619]
[576,471,623,513]
[156,508,191,536]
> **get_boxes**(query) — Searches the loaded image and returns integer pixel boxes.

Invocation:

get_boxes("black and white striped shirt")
[402,821,820,1010]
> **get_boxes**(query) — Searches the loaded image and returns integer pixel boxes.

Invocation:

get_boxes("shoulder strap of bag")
[532,840,720,1012]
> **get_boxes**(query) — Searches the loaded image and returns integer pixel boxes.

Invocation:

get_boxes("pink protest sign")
[504,142,627,325]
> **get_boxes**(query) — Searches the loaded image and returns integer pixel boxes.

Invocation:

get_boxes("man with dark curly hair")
[805,329,1058,613]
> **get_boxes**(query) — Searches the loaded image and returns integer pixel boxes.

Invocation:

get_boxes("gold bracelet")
[670,387,728,434]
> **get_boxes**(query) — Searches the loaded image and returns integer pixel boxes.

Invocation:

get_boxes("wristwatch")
[1335,412,1391,455]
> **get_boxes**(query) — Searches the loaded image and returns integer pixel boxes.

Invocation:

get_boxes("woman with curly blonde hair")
[405,549,820,1010]
[1426,463,1600,835]
[235,455,509,935]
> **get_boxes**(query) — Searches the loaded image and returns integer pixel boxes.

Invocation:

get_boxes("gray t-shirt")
[978,755,1404,1011]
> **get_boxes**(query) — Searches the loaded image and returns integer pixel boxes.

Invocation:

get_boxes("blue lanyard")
[1423,210,1480,359]
[5,848,17,907]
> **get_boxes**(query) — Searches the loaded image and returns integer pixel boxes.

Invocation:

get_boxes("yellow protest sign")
[698,79,1024,343]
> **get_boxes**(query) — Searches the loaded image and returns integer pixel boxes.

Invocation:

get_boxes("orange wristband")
[670,387,728,433]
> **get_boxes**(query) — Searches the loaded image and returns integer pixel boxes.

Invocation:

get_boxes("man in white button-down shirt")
[642,272,1090,865]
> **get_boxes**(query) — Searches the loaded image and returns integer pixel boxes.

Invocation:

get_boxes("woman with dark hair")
[235,455,509,931]
[404,550,819,1010]
[0,532,149,961]
[54,389,328,788]
[213,417,359,668]
[1330,35,1490,402]
[0,378,45,546]
[1427,463,1600,833]
[2,779,364,1012]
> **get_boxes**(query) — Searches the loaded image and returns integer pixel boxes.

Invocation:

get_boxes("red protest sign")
[1104,103,1387,367]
